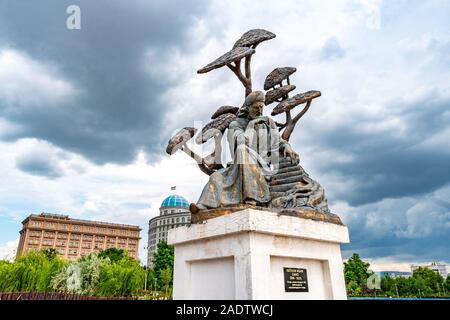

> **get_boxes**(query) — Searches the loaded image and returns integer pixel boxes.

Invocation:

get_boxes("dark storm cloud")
[334,182,450,262]
[306,95,450,206]
[293,92,450,262]
[341,197,450,262]
[16,154,63,179]
[342,234,450,262]
[0,0,207,164]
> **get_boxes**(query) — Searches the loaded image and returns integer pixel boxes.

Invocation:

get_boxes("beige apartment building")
[16,213,141,261]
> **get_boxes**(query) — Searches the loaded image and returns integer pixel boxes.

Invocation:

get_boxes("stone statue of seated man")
[191,91,299,211]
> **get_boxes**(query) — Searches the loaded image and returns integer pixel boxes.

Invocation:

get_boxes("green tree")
[160,266,173,299]
[42,248,58,261]
[0,260,13,291]
[0,250,67,292]
[346,280,362,296]
[0,250,152,297]
[96,256,145,296]
[146,267,157,291]
[79,253,109,295]
[51,253,109,295]
[412,267,444,296]
[397,276,417,297]
[152,241,174,289]
[344,253,373,296]
[98,248,126,263]
[445,275,450,293]
[50,264,70,293]
[380,275,396,297]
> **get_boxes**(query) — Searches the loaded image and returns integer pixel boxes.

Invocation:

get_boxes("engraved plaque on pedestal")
[284,267,308,292]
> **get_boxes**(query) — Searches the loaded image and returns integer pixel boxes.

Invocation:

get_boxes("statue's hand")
[283,145,299,163]
[248,116,269,126]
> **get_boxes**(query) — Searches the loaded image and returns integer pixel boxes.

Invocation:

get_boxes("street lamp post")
[143,246,148,292]
[144,267,147,291]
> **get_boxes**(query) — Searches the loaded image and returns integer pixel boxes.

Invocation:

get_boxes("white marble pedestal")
[167,209,349,300]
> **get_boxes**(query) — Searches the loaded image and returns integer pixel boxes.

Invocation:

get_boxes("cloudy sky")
[0,0,449,270]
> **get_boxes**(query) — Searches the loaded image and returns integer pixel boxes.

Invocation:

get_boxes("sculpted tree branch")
[195,113,238,174]
[282,100,311,141]
[263,67,321,141]
[273,92,320,141]
[244,55,252,97]
[293,100,311,123]
[197,29,275,98]
[227,62,249,94]
[166,127,214,175]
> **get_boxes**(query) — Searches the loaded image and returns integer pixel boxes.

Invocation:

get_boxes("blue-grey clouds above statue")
[0,0,207,164]
[0,0,449,266]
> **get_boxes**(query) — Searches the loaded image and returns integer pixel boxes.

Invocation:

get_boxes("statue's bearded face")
[248,101,264,119]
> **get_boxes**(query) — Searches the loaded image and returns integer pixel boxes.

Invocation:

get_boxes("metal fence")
[0,291,134,300]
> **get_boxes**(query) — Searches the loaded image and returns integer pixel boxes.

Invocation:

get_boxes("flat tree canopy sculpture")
[197,29,276,97]
[166,29,342,225]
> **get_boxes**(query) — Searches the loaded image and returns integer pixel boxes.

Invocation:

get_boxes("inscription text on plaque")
[284,267,308,292]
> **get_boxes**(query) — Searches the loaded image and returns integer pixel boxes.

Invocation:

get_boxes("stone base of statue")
[167,208,349,300]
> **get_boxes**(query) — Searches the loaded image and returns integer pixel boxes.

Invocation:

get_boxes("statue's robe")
[196,116,288,209]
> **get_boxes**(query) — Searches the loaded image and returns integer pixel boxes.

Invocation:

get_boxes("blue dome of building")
[161,194,189,208]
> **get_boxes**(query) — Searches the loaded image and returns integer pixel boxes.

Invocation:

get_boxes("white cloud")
[0,49,77,108]
[396,199,450,239]
[354,0,383,30]
[339,186,450,239]
[0,238,19,261]
[368,258,413,272]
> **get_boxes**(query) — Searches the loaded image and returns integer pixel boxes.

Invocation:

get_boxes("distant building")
[376,271,412,278]
[16,213,141,260]
[147,194,191,267]
[411,262,449,278]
